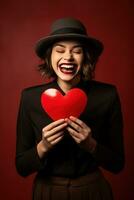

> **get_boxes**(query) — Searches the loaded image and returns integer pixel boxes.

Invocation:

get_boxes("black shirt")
[15,80,125,177]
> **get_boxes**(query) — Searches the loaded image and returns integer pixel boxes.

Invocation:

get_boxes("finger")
[69,116,87,128]
[67,127,85,140]
[66,129,81,143]
[43,119,65,131]
[70,135,81,143]
[51,122,67,134]
[51,135,64,145]
[47,131,64,142]
[67,118,82,132]
[69,116,91,133]
[45,122,67,138]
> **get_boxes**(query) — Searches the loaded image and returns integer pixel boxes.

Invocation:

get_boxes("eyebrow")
[53,43,83,48]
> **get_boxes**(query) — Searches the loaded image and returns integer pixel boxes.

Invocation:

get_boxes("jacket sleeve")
[91,87,125,173]
[15,90,47,177]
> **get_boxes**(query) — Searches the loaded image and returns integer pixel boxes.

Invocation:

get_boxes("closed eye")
[55,47,65,53]
[73,50,82,54]
[72,46,83,54]
[56,49,65,53]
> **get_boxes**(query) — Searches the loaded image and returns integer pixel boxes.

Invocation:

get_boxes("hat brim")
[35,33,104,58]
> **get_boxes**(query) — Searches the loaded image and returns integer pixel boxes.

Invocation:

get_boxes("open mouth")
[58,63,78,74]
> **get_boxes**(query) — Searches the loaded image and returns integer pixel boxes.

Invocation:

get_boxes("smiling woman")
[38,40,97,81]
[51,41,84,85]
[52,41,83,75]
[16,17,124,200]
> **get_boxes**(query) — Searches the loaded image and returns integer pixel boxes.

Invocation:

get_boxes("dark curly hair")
[37,42,99,81]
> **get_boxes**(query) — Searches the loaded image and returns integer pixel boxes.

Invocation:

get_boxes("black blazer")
[16,80,125,177]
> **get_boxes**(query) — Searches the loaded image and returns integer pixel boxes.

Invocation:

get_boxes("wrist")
[37,140,49,159]
[88,137,97,153]
[80,136,97,153]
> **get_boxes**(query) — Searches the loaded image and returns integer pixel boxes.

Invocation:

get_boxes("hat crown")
[50,18,87,35]
[35,17,103,58]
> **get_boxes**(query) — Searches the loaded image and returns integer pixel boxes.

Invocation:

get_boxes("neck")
[57,77,81,93]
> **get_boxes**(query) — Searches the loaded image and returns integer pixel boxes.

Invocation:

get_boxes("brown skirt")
[32,170,113,200]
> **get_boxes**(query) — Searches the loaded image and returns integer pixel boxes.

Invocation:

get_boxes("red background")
[0,0,134,199]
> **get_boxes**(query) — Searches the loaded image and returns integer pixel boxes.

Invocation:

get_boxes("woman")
[16,18,125,200]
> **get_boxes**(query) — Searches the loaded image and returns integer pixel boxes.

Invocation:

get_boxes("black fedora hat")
[35,18,104,58]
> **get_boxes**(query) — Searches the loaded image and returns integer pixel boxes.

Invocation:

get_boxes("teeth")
[60,64,75,69]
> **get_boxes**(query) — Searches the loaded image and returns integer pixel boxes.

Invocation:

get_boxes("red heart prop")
[41,88,87,121]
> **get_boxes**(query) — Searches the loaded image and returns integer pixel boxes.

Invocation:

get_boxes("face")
[51,40,84,83]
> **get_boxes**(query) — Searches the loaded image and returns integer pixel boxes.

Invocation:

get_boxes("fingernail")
[70,116,75,120]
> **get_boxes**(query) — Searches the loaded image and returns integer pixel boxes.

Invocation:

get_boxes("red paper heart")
[41,88,87,121]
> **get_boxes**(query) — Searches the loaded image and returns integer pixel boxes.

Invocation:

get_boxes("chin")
[60,77,74,82]
[61,75,80,83]
[56,70,81,82]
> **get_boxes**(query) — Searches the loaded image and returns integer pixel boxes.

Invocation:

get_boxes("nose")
[63,51,74,61]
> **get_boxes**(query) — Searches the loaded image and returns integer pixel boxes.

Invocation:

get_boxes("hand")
[37,119,67,158]
[42,119,67,150]
[66,116,91,143]
[66,116,97,152]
